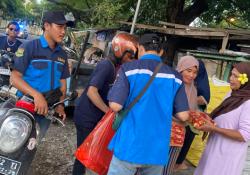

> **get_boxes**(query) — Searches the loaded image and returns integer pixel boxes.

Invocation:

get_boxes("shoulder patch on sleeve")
[15,48,24,57]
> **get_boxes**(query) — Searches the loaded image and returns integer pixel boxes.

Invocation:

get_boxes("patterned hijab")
[210,62,250,119]
[177,55,199,110]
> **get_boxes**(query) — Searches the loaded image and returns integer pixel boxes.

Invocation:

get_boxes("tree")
[51,0,250,58]
[45,0,250,31]
[0,0,29,19]
[131,0,250,64]
[201,0,250,28]
[3,0,250,29]
[47,0,131,27]
[46,0,250,64]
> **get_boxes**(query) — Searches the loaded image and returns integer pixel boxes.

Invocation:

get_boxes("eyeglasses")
[9,28,18,32]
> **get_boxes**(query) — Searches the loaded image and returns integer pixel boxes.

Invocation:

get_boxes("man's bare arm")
[87,86,109,113]
[175,111,189,122]
[109,102,123,113]
[10,70,48,115]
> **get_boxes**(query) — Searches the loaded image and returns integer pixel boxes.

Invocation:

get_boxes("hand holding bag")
[75,110,116,175]
[75,62,164,175]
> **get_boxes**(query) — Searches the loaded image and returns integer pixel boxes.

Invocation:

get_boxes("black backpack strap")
[112,62,164,131]
[126,62,163,111]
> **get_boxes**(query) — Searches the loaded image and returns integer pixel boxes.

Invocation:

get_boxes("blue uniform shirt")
[108,54,189,165]
[0,35,22,53]
[13,35,70,94]
[74,59,115,128]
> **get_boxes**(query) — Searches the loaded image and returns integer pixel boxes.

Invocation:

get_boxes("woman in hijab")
[194,62,250,175]
[163,55,206,174]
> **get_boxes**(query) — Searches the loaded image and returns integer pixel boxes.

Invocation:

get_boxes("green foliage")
[200,0,250,28]
[25,0,66,25]
[0,0,29,19]
[91,0,124,27]
[78,0,168,27]
[1,0,249,29]
[65,0,96,11]
[136,0,166,25]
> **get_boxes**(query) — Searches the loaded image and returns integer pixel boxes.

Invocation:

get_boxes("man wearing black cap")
[10,11,70,139]
[107,34,189,175]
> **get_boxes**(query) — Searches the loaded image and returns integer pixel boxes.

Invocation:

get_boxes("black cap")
[43,11,68,25]
[138,33,161,46]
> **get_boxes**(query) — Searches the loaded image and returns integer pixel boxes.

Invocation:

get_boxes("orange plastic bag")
[75,110,115,175]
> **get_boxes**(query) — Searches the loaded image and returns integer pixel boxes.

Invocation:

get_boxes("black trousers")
[176,126,196,164]
[72,125,95,175]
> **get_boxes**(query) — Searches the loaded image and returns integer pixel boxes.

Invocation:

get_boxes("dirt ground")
[28,118,77,175]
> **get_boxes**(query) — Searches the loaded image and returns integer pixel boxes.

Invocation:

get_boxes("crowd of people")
[72,30,250,175]
[1,9,250,175]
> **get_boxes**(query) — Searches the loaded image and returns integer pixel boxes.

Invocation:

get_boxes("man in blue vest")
[10,11,70,139]
[107,34,190,175]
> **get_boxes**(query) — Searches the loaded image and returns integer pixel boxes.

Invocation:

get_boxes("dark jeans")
[72,125,95,175]
[176,126,196,164]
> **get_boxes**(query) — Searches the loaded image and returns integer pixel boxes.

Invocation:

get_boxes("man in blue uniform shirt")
[0,21,22,53]
[73,33,139,175]
[10,11,70,139]
[107,34,190,175]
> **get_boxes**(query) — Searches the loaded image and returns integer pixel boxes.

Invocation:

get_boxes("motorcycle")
[0,86,78,175]
[0,50,15,87]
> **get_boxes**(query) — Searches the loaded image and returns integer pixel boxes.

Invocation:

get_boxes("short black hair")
[7,21,20,32]
[42,21,45,31]
[138,33,163,53]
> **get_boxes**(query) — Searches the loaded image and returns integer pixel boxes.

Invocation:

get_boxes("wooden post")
[219,61,224,79]
[220,33,229,53]
[223,61,232,81]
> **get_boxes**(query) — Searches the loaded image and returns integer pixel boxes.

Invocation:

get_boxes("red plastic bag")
[75,109,115,175]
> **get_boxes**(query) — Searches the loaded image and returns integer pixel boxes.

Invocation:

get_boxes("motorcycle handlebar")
[0,86,78,126]
[45,91,78,126]
[0,50,15,57]
[0,50,15,69]
[50,91,78,109]
[0,86,18,101]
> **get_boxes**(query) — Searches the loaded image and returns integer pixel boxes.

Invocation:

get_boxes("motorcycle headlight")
[0,113,32,153]
[0,108,7,119]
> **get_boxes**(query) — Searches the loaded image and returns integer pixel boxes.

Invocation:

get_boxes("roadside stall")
[119,21,250,173]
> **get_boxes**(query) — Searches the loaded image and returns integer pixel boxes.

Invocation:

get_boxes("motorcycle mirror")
[50,91,78,109]
[67,91,78,101]
[64,46,77,55]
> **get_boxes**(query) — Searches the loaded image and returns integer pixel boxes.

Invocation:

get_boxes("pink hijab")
[177,55,199,110]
